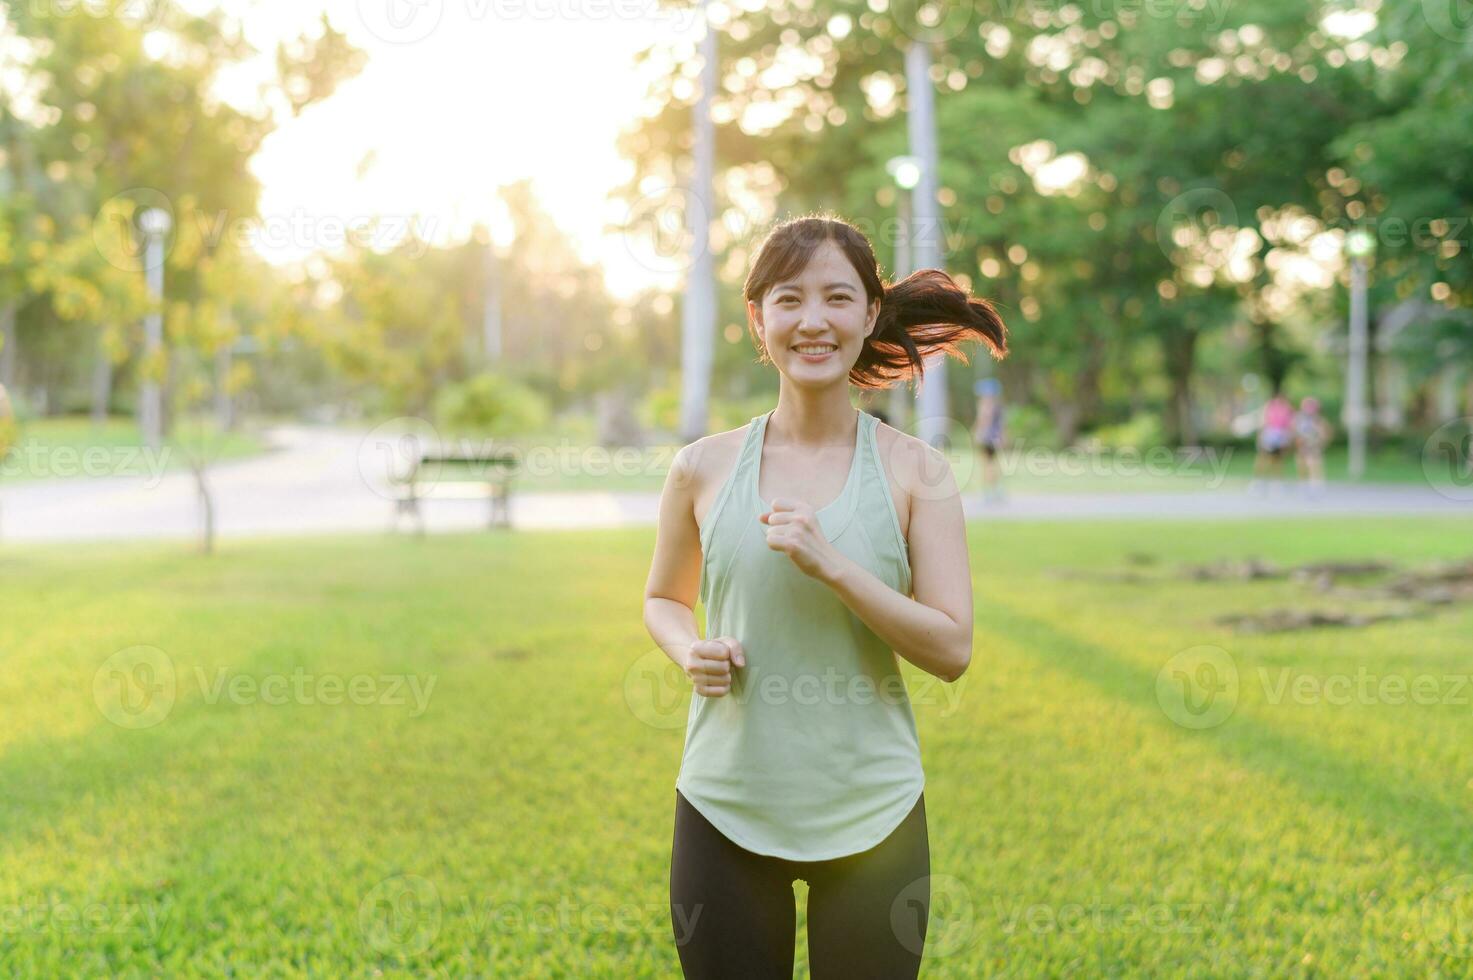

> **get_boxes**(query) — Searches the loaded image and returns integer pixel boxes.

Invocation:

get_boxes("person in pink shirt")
[1249,393,1295,493]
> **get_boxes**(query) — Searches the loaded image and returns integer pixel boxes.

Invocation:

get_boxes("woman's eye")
[830,295,850,302]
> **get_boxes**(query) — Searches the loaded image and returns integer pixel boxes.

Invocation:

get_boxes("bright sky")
[189,0,702,299]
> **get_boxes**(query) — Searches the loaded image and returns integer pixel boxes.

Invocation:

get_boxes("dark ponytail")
[859,267,1008,389]
[744,214,1009,391]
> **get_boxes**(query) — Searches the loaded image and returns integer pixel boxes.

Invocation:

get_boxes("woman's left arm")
[760,441,974,682]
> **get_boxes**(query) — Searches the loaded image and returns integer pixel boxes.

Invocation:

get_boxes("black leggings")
[669,789,930,979]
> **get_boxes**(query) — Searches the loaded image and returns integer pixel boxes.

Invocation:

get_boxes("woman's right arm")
[643,444,703,670]
[643,443,744,697]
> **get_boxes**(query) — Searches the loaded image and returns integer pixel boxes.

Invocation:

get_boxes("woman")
[642,215,1008,978]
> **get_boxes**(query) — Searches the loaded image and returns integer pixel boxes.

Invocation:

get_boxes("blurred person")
[643,215,1008,979]
[1293,396,1333,496]
[1248,392,1294,495]
[972,376,1006,503]
[0,381,15,456]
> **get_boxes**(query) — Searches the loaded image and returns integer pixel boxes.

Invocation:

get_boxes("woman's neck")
[768,386,858,447]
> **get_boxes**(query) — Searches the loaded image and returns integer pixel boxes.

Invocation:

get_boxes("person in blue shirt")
[972,377,1006,503]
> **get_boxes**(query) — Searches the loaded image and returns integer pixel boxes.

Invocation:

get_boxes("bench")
[387,441,519,533]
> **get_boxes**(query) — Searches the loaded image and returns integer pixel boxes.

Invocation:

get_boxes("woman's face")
[748,240,880,387]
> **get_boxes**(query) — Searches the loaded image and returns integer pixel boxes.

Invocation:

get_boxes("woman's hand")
[685,637,744,697]
[760,498,846,584]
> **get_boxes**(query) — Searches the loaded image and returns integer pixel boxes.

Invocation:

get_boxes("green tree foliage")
[614,0,1467,444]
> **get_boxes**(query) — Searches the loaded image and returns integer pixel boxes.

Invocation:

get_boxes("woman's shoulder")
[868,415,951,531]
[871,416,943,476]
[670,420,755,498]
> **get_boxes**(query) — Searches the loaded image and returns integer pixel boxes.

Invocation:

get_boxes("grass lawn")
[1,518,1471,976]
[0,416,266,484]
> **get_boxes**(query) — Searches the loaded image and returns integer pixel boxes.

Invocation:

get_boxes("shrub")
[433,373,549,439]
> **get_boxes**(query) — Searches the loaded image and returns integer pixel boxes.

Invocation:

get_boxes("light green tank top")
[677,407,925,861]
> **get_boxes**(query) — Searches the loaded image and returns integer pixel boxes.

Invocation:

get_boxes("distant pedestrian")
[0,381,15,457]
[972,377,1006,503]
[1293,396,1333,495]
[1249,393,1294,495]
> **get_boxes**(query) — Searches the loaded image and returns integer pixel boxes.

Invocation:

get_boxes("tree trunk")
[1254,318,1290,394]
[1163,329,1199,446]
[0,302,16,391]
[193,459,215,556]
[215,347,234,432]
[91,337,113,424]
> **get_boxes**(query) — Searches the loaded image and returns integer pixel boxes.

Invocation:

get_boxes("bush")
[433,373,549,439]
[638,384,681,436]
[1086,413,1166,451]
[1001,403,1057,447]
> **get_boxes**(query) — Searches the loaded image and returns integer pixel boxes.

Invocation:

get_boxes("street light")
[885,154,921,279]
[903,40,948,448]
[1344,227,1376,480]
[138,207,172,451]
[482,197,516,365]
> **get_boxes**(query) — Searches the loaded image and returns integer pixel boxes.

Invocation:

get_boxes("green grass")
[1,518,1471,975]
[0,416,266,484]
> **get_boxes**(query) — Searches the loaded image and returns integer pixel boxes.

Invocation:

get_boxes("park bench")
[388,440,519,533]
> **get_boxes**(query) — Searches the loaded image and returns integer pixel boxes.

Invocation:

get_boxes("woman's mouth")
[792,343,838,361]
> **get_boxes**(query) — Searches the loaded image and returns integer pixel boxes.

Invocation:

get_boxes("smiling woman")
[643,213,1012,979]
[743,215,1008,388]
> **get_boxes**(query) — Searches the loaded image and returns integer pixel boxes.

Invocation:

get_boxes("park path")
[1,424,1467,544]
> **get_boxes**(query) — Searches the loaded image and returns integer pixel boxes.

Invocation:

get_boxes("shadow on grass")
[986,599,1473,876]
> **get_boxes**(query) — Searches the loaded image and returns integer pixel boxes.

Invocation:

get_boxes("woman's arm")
[761,438,973,682]
[642,443,747,697]
[643,444,704,671]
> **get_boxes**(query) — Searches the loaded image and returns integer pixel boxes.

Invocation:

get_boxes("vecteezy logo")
[1423,418,1473,501]
[883,415,977,504]
[1156,186,1239,263]
[359,875,442,955]
[1421,874,1473,958]
[1422,0,1473,43]
[357,417,442,500]
[886,0,974,44]
[623,648,690,730]
[618,184,712,277]
[890,873,975,957]
[94,645,178,729]
[1155,645,1239,730]
[92,188,175,273]
[357,0,445,44]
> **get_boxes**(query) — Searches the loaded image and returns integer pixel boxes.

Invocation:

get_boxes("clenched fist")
[684,637,745,698]
[760,497,844,583]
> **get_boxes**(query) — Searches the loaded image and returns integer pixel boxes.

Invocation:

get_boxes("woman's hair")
[743,214,1009,389]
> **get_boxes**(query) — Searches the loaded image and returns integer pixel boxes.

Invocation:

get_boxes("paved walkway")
[1,425,1467,544]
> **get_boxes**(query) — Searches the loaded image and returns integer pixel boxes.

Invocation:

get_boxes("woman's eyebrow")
[773,281,856,292]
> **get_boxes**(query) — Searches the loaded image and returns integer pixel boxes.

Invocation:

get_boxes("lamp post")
[1344,228,1376,480]
[885,155,922,431]
[904,40,947,448]
[678,0,718,441]
[482,200,516,365]
[138,207,172,451]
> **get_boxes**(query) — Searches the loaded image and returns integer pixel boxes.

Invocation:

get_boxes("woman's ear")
[865,296,881,339]
[747,299,764,346]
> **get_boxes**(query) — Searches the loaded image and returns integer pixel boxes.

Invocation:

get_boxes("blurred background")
[0,0,1470,975]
